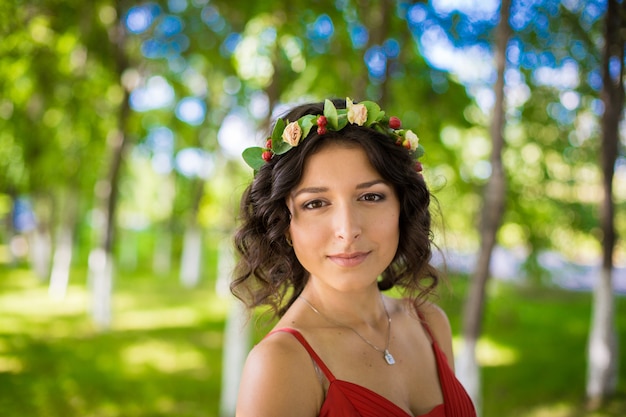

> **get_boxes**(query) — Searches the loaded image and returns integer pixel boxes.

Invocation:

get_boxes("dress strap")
[269,328,336,382]
[416,309,436,342]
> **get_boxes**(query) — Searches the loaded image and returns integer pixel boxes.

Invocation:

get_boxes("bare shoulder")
[236,330,322,417]
[416,300,455,370]
[418,301,452,338]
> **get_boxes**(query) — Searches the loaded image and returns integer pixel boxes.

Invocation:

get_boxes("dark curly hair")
[232,98,440,318]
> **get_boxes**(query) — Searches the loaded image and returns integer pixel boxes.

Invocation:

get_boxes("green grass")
[0,265,625,416]
[0,265,227,417]
[440,277,626,417]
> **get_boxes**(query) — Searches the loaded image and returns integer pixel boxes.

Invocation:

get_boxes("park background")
[1,0,625,416]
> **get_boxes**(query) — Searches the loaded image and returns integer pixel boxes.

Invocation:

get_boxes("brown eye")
[303,200,325,210]
[360,193,384,202]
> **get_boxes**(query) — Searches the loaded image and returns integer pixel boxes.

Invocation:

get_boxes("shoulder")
[236,329,322,417]
[415,301,455,370]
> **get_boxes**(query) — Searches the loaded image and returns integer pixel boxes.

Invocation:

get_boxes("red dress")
[271,313,476,417]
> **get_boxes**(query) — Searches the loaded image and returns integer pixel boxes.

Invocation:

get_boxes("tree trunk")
[586,0,624,408]
[88,0,131,329]
[29,222,51,281]
[48,188,79,300]
[459,0,511,412]
[153,176,176,277]
[28,194,53,281]
[153,224,173,276]
[179,178,205,288]
[179,222,203,287]
[218,237,251,417]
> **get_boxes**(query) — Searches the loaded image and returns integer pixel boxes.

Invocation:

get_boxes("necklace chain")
[299,295,396,365]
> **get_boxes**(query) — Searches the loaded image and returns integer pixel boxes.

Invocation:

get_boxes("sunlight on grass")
[0,267,43,288]
[121,339,207,373]
[522,403,576,417]
[0,284,91,335]
[0,269,229,335]
[0,332,24,372]
[519,402,615,417]
[453,336,519,366]
[476,337,519,366]
[114,306,205,330]
[112,295,229,331]
[519,397,626,417]
[0,284,88,317]
[0,354,23,372]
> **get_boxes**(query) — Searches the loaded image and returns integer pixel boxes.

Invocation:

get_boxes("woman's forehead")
[295,144,384,190]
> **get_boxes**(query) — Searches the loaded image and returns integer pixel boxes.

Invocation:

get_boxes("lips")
[327,251,370,267]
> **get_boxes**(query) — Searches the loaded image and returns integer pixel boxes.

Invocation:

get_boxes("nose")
[334,202,362,241]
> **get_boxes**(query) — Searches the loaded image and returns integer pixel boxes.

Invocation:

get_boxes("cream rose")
[347,103,368,126]
[404,130,419,151]
[282,121,302,146]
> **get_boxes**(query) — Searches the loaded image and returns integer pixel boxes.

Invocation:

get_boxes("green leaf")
[413,144,425,159]
[324,99,339,130]
[373,124,388,135]
[242,147,266,171]
[273,140,292,155]
[299,114,317,138]
[336,112,348,130]
[271,118,292,155]
[271,118,286,145]
[362,101,383,125]
[333,109,348,131]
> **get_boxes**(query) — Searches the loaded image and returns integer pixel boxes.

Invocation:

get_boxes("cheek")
[372,209,400,231]
[376,211,401,250]
[290,223,325,267]
[289,217,324,246]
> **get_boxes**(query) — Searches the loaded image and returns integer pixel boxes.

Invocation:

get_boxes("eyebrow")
[291,179,387,198]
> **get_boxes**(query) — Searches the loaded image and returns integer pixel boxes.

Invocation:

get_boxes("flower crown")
[242,98,425,173]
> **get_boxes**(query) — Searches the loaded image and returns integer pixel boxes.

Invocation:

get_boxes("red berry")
[317,126,327,135]
[414,161,423,172]
[389,116,401,130]
[317,115,327,127]
[262,151,273,162]
[265,138,272,149]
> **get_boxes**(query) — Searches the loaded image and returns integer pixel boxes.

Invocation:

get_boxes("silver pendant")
[384,349,395,365]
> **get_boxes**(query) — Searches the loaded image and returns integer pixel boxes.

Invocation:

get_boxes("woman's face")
[286,142,401,293]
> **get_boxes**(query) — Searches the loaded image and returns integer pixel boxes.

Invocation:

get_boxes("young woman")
[232,98,476,417]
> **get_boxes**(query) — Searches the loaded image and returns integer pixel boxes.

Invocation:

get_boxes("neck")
[300,285,387,328]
